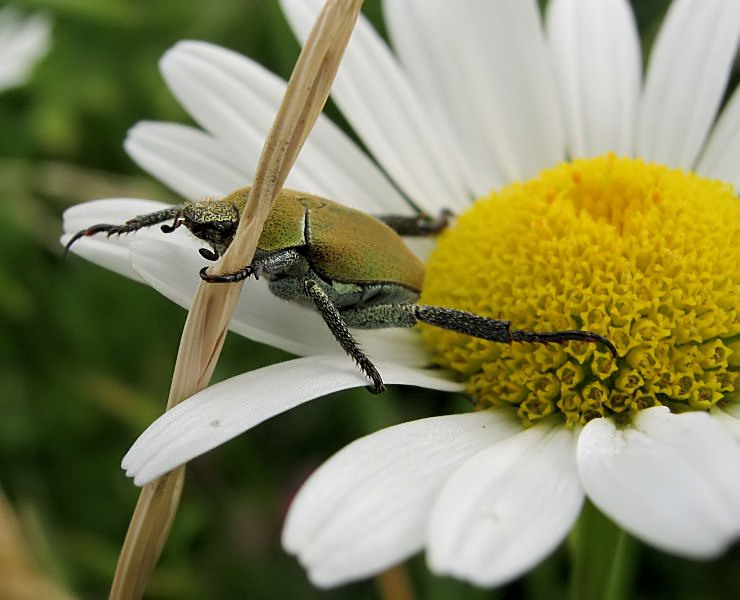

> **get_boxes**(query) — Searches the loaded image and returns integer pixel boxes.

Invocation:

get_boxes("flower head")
[63,0,739,590]
[422,155,738,426]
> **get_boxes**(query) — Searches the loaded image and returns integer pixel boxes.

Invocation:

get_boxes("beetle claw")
[199,264,255,283]
[63,225,124,258]
[366,381,386,394]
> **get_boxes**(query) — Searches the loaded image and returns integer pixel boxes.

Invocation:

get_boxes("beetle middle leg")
[200,248,304,283]
[301,278,385,394]
[376,210,453,236]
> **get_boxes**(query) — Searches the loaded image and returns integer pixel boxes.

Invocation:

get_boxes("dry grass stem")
[0,495,75,600]
[109,1,364,598]
[375,565,416,600]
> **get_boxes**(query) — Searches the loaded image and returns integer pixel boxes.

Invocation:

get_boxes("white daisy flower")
[62,0,740,589]
[0,5,51,92]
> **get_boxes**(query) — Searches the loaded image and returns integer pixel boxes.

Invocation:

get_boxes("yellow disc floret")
[419,154,739,427]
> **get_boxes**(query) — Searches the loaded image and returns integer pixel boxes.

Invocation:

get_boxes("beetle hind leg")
[341,303,616,358]
[413,305,618,358]
[302,278,385,394]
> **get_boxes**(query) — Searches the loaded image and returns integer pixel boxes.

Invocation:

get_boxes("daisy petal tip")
[427,542,519,589]
[132,471,158,488]
[296,553,382,591]
[120,451,137,475]
[160,39,224,74]
[160,39,197,63]
[127,458,179,487]
[122,121,154,149]
[158,39,208,81]
[425,557,507,590]
[299,565,341,591]
[121,457,157,486]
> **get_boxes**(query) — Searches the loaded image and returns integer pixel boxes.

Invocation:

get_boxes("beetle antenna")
[413,305,618,358]
[64,207,183,257]
[160,213,185,233]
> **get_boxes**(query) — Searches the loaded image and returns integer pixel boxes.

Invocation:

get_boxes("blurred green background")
[0,1,738,598]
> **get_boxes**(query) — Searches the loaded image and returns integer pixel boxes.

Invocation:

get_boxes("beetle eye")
[213,220,236,234]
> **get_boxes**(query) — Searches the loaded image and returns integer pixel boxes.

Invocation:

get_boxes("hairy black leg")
[376,209,453,236]
[64,207,183,257]
[413,305,618,358]
[302,278,385,394]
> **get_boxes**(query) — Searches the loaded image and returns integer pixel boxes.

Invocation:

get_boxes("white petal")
[710,407,740,441]
[283,410,520,587]
[63,236,142,283]
[355,328,433,370]
[578,406,740,558]
[280,0,470,213]
[383,0,494,194]
[122,355,462,486]
[125,122,246,200]
[546,0,640,157]
[428,421,583,587]
[0,8,51,91]
[160,41,409,214]
[386,0,565,194]
[636,0,740,168]
[159,41,279,183]
[61,199,190,282]
[696,87,740,193]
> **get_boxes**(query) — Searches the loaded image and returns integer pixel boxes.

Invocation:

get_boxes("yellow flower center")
[419,154,739,427]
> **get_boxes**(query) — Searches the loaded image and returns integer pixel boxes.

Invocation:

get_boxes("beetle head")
[180,199,240,258]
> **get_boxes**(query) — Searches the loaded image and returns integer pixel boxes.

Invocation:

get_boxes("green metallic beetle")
[66,187,617,392]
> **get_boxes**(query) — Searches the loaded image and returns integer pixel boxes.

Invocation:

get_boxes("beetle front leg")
[302,279,385,394]
[200,248,303,284]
